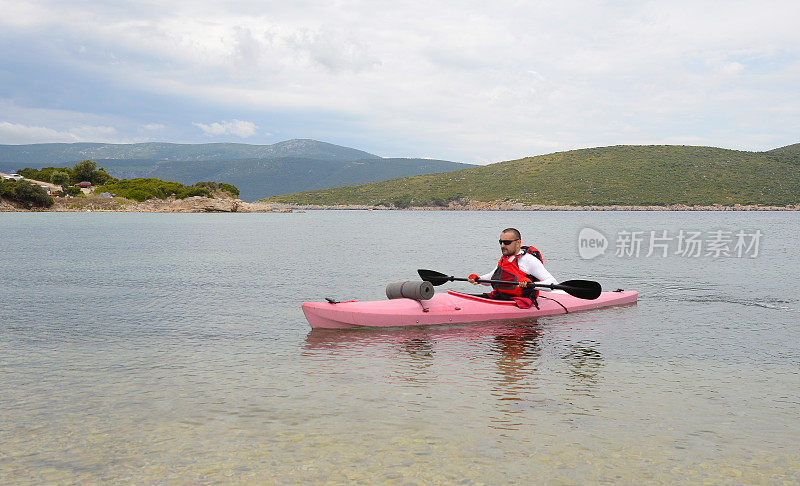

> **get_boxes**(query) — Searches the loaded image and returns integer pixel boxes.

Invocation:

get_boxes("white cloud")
[0,122,73,143]
[1,1,799,159]
[71,125,118,139]
[0,100,143,144]
[142,123,165,130]
[193,119,256,138]
[720,62,745,75]
[0,121,118,144]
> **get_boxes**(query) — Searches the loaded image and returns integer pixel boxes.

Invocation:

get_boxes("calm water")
[1,211,798,484]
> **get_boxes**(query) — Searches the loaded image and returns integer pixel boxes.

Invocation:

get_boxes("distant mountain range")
[0,140,473,201]
[262,143,800,207]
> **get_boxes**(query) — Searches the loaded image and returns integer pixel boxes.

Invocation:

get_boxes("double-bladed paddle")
[417,269,602,300]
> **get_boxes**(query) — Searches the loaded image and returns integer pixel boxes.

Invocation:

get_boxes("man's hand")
[468,273,479,285]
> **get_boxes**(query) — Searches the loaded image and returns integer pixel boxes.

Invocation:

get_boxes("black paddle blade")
[558,279,602,300]
[417,269,450,286]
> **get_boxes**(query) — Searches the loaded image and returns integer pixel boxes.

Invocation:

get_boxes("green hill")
[116,156,470,202]
[260,144,800,207]
[0,139,378,166]
[766,143,800,165]
[0,140,472,201]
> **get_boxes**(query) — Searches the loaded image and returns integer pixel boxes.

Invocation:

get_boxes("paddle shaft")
[416,269,602,300]
[448,275,571,291]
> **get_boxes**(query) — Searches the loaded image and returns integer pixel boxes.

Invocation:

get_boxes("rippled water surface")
[1,211,798,484]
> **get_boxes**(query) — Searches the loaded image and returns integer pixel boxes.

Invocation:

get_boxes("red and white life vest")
[489,245,543,298]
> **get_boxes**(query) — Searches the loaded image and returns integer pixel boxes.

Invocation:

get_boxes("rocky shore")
[3,194,797,213]
[1,171,295,212]
[264,200,800,211]
[0,195,293,213]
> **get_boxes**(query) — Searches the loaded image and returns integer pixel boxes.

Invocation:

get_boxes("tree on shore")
[73,160,97,182]
[0,179,54,207]
[50,170,69,190]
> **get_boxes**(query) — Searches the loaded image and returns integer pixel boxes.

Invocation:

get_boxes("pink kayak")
[302,289,638,329]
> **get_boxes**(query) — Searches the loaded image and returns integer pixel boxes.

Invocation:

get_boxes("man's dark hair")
[501,227,521,240]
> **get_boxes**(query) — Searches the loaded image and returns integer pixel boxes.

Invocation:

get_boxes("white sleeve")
[477,269,495,286]
[517,254,558,286]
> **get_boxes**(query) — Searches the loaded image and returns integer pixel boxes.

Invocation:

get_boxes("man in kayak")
[467,228,559,301]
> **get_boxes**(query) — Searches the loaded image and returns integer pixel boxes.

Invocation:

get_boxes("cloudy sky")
[1,0,798,163]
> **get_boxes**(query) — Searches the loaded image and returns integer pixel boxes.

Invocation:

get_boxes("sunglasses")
[499,239,519,245]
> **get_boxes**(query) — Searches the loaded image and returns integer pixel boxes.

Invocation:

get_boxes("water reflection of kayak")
[303,318,544,349]
[302,290,637,329]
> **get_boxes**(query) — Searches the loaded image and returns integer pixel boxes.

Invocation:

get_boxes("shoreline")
[0,195,294,213]
[3,198,798,212]
[1,172,292,213]
[3,173,797,212]
[262,202,800,211]
[2,187,798,213]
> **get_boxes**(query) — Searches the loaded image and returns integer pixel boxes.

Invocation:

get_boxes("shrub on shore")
[50,170,70,188]
[0,179,54,207]
[14,163,239,203]
[195,181,240,197]
[52,187,84,197]
[18,161,116,186]
[94,178,214,202]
